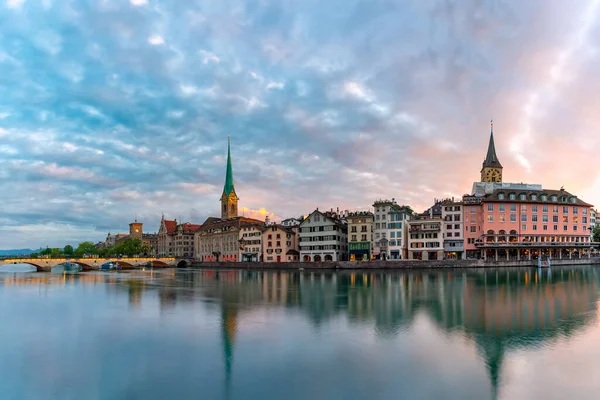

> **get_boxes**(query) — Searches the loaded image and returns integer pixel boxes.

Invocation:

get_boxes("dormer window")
[531,194,537,201]
[541,194,548,201]
[519,193,526,200]
[498,193,505,200]
[551,195,558,201]
[570,197,577,203]
[509,193,516,200]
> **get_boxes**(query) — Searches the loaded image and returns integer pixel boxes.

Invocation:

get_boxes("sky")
[2,0,600,249]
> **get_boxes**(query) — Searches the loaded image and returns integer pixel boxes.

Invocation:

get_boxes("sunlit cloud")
[148,35,164,45]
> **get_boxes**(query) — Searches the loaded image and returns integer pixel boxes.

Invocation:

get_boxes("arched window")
[509,230,518,242]
[498,230,507,242]
[486,230,495,242]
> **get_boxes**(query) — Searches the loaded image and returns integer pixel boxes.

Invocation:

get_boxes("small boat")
[100,262,116,270]
[64,261,82,272]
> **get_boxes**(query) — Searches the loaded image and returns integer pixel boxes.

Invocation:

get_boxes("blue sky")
[2,0,600,248]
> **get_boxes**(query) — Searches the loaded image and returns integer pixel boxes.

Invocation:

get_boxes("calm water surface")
[2,266,600,400]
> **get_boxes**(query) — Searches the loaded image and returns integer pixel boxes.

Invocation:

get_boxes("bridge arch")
[177,260,190,268]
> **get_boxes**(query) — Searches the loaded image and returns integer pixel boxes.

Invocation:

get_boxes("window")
[553,216,559,223]
[542,215,548,223]
[509,193,516,200]
[532,215,538,222]
[533,225,537,231]
[454,224,460,229]
[522,224,527,231]
[499,214,506,222]
[542,205,548,213]
[563,206,569,214]
[510,214,516,223]
[532,205,538,213]
[488,215,494,222]
[499,204,505,212]
[470,226,476,233]
[564,225,568,231]
[573,216,578,223]
[551,195,558,201]
[446,224,452,230]
[573,207,578,214]
[541,194,548,201]
[583,208,588,215]
[510,204,516,212]
[519,193,526,200]
[543,225,548,231]
[553,206,559,213]
[488,204,494,212]
[574,226,578,231]
[563,216,568,223]
[361,234,367,241]
[521,214,527,222]
[391,232,395,238]
[498,193,505,200]
[554,225,558,231]
[521,204,527,212]
[268,234,272,240]
[531,194,537,201]
[470,207,476,214]
[454,214,460,221]
[583,217,588,224]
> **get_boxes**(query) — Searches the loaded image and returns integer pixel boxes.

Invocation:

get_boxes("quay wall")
[187,258,600,270]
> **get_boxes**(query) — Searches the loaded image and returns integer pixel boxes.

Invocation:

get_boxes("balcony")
[409,225,440,233]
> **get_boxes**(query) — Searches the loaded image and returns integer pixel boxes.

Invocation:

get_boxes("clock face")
[135,229,139,232]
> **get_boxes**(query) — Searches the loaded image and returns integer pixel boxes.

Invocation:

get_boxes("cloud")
[1,0,600,248]
[5,0,25,10]
[148,35,164,45]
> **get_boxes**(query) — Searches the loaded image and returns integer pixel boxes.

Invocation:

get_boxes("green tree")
[50,248,62,258]
[593,225,600,246]
[63,245,74,256]
[30,252,39,259]
[75,241,98,257]
[40,247,52,256]
[113,238,149,257]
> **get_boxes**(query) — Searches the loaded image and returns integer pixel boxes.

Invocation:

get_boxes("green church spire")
[224,135,235,196]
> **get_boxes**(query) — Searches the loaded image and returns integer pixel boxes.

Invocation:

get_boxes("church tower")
[480,121,503,183]
[221,136,239,219]
[129,220,143,240]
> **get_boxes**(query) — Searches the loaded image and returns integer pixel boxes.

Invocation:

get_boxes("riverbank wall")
[187,258,600,270]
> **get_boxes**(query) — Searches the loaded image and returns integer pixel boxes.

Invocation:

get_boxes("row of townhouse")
[153,125,597,264]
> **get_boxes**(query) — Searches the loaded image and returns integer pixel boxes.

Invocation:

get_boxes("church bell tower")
[221,136,239,219]
[481,121,503,183]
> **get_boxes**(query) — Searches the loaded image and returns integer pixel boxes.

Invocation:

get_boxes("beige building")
[156,216,200,257]
[299,209,348,262]
[347,212,373,261]
[407,202,444,260]
[263,224,300,262]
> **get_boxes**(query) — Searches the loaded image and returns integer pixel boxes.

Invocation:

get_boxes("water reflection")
[1,266,598,399]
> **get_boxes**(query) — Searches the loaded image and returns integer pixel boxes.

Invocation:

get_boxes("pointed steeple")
[224,135,235,196]
[483,120,502,169]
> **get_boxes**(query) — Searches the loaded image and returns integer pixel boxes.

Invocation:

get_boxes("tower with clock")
[480,120,503,183]
[129,221,143,240]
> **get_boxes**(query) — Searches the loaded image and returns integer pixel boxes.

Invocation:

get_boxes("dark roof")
[482,130,502,169]
[286,249,300,256]
[484,188,593,207]
[198,216,264,233]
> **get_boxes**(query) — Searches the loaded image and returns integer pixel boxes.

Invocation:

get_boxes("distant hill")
[0,249,39,256]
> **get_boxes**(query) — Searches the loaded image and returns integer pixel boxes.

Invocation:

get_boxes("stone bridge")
[0,257,177,272]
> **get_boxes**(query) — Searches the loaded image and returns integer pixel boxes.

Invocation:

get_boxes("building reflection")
[2,266,599,399]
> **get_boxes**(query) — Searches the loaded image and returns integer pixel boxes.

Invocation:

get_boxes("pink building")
[262,225,300,262]
[463,124,594,260]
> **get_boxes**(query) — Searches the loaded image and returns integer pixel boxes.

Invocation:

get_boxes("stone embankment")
[189,258,600,270]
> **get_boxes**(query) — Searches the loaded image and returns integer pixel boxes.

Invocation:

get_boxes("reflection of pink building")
[262,225,300,262]
[463,125,593,260]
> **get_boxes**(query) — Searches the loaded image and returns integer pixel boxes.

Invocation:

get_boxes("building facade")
[442,200,464,259]
[347,212,373,261]
[157,216,177,256]
[407,202,444,260]
[240,224,264,262]
[263,225,300,262]
[299,209,348,262]
[373,199,394,259]
[463,125,594,260]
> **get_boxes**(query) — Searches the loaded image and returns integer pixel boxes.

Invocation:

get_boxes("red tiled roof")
[164,220,177,235]
[181,223,202,233]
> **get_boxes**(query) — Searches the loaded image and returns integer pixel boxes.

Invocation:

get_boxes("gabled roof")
[300,209,346,227]
[163,220,177,235]
[179,223,202,233]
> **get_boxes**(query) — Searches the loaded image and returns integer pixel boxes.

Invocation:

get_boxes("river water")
[1,266,600,399]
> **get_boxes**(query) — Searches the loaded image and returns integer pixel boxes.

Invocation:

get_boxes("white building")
[239,224,264,262]
[441,199,465,259]
[299,209,348,262]
[373,199,394,259]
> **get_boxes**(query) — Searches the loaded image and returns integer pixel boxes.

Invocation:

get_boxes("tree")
[50,248,62,258]
[112,238,149,257]
[593,225,600,246]
[75,241,98,257]
[40,247,52,256]
[63,245,74,256]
